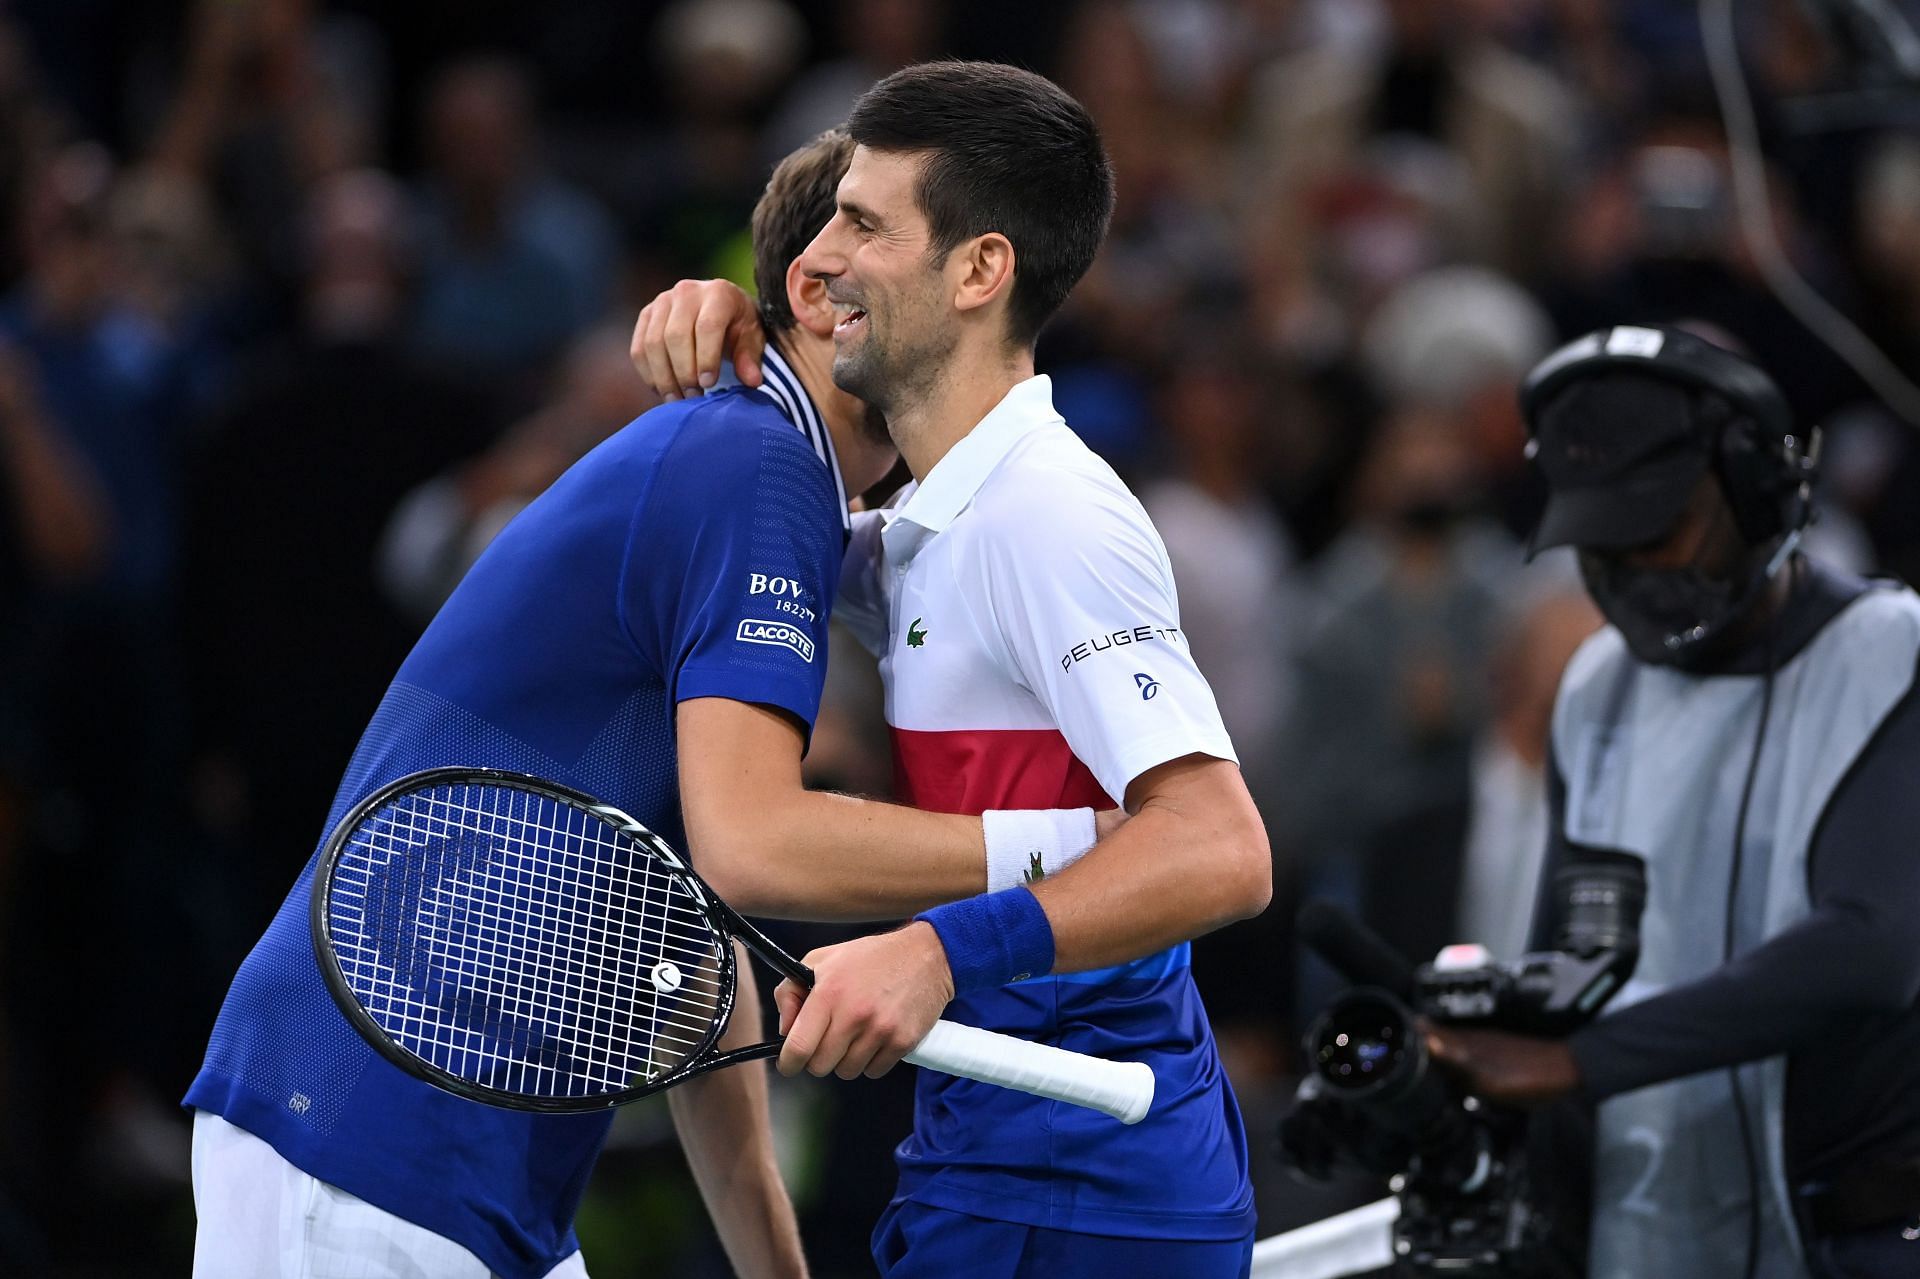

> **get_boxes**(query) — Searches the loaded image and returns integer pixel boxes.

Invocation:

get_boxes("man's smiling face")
[797,145,953,415]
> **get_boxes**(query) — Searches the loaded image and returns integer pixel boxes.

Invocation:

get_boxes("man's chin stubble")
[833,350,887,415]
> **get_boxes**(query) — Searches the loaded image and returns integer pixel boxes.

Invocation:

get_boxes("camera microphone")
[1298,900,1418,1000]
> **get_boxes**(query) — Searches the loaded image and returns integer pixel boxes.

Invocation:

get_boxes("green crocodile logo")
[1024,851,1046,884]
[907,618,928,648]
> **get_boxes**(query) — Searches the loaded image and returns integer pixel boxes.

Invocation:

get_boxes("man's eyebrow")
[839,198,878,226]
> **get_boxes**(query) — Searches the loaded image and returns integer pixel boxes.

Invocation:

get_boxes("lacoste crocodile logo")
[907,618,928,648]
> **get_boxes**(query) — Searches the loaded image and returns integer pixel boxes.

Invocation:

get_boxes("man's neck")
[889,342,1036,481]
[775,332,897,500]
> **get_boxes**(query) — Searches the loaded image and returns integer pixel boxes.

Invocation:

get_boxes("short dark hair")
[752,128,857,337]
[847,61,1114,349]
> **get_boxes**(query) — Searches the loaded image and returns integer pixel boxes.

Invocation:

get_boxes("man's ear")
[787,261,836,339]
[951,232,1016,317]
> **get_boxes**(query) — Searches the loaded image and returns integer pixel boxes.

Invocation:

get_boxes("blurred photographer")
[1426,325,1920,1279]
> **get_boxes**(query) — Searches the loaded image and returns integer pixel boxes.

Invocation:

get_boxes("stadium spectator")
[1360,263,1555,537]
[1282,400,1514,1010]
[1049,4,1243,465]
[0,17,63,292]
[1536,111,1861,421]
[1240,0,1583,280]
[1454,583,1600,960]
[179,168,502,922]
[147,0,384,302]
[408,56,618,385]
[0,139,207,1215]
[1845,136,1920,585]
[376,322,657,620]
[1139,338,1299,1073]
[766,0,944,163]
[619,0,808,295]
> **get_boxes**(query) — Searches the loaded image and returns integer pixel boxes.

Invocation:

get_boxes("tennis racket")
[311,767,1154,1123]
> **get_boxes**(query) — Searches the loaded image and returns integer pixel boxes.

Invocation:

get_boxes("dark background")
[2,0,1919,1273]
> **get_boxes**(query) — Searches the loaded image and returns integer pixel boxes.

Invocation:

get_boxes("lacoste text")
[737,618,816,662]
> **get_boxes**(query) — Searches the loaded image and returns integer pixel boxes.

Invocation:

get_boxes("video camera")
[1278,851,1646,1276]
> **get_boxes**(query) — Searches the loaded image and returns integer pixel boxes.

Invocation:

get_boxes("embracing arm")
[678,697,1110,921]
[666,944,809,1279]
[631,279,766,401]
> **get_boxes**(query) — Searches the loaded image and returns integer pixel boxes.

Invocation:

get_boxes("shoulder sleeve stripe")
[761,347,851,534]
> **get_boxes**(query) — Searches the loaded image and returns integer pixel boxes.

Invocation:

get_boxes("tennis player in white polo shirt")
[631,62,1272,1279]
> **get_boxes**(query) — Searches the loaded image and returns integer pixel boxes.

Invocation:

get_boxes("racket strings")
[324,782,728,1100]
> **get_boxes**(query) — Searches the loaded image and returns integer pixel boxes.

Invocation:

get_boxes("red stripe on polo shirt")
[890,726,1113,816]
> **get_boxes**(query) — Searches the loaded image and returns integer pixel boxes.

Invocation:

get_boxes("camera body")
[1279,851,1646,1276]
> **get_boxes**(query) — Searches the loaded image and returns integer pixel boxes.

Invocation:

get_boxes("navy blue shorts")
[872,1199,1255,1279]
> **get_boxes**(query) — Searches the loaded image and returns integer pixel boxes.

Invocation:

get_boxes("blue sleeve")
[626,401,842,733]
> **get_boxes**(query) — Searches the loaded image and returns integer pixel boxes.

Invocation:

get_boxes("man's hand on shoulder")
[773,923,955,1080]
[631,278,765,401]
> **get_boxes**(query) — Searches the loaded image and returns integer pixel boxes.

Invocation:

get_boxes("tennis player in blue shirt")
[185,129,1109,1279]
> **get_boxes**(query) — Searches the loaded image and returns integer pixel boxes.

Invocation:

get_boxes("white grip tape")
[903,1019,1155,1125]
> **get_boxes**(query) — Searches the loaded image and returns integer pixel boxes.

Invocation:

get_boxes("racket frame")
[311,765,812,1113]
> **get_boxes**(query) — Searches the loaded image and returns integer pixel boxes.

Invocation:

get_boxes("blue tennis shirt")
[185,349,845,1278]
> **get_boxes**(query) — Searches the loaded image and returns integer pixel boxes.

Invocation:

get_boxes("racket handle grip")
[904,1019,1155,1125]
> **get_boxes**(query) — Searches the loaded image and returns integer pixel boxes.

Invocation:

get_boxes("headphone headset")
[1519,325,1819,546]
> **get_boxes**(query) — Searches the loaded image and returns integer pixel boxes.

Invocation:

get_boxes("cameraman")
[1426,325,1920,1279]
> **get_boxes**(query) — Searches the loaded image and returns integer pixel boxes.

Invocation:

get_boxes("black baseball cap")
[1525,369,1711,557]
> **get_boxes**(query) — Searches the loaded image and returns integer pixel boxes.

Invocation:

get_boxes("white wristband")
[984,808,1099,894]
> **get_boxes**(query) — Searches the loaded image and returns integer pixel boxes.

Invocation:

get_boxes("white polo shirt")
[839,374,1237,814]
[837,375,1256,1240]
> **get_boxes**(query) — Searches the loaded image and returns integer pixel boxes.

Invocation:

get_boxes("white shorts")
[190,1110,591,1279]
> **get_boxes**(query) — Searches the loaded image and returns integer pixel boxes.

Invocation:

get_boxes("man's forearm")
[666,951,808,1279]
[717,789,985,921]
[677,698,1097,921]
[1028,758,1270,972]
[680,696,982,919]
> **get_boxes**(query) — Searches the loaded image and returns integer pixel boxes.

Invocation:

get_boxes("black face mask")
[1578,533,1794,669]
[1395,496,1463,538]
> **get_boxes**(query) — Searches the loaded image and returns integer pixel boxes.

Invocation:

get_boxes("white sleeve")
[973,487,1237,805]
[833,508,890,657]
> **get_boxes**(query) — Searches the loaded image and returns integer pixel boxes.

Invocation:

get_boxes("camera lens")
[1303,988,1487,1183]
[1310,991,1415,1099]
[1552,853,1647,957]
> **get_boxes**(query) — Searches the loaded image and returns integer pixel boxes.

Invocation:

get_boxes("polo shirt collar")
[758,342,851,535]
[891,375,1059,534]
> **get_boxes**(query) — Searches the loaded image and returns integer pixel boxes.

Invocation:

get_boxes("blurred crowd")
[1,0,1918,1273]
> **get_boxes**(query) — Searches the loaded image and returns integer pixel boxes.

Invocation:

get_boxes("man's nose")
[798,222,846,281]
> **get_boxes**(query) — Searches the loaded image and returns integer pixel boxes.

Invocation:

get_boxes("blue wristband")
[915,887,1056,995]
